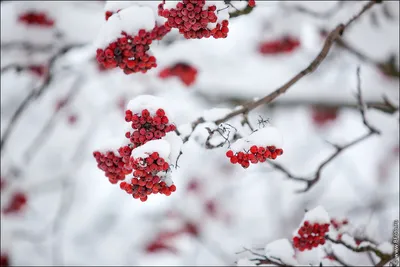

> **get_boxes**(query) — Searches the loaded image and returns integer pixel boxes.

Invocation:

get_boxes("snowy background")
[1,1,399,266]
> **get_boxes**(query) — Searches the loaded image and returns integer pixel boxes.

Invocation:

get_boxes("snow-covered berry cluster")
[18,11,54,27]
[259,36,300,55]
[158,0,230,39]
[293,221,330,251]
[119,147,176,202]
[125,108,176,148]
[226,145,283,168]
[292,206,331,251]
[226,126,284,169]
[92,145,133,184]
[158,62,198,86]
[93,95,181,202]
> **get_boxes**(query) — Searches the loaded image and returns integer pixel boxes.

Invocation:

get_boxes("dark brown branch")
[181,0,380,144]
[268,67,381,193]
[325,235,394,266]
[0,43,85,154]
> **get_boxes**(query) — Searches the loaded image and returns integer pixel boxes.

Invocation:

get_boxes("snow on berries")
[119,140,177,202]
[125,95,176,148]
[259,36,301,55]
[93,95,180,202]
[158,62,198,86]
[226,126,284,168]
[18,11,54,27]
[292,206,330,251]
[94,5,157,74]
[158,0,230,39]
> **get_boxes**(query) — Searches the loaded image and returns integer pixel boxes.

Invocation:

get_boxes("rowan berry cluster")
[2,192,27,214]
[293,221,330,251]
[158,0,230,39]
[259,36,300,55]
[96,30,156,74]
[330,218,348,230]
[18,11,54,27]
[226,145,283,168]
[158,62,198,86]
[92,145,133,184]
[119,151,176,202]
[125,108,176,148]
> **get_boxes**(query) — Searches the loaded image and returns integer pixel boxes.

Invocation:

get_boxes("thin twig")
[181,0,380,144]
[0,43,85,154]
[268,67,381,192]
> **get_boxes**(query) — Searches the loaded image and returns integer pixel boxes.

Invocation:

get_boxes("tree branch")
[0,43,85,154]
[268,67,381,193]
[180,0,381,144]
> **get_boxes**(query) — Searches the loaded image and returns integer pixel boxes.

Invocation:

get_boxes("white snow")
[377,242,394,254]
[162,132,183,166]
[94,5,156,48]
[301,205,330,225]
[95,136,129,156]
[237,257,256,266]
[126,95,174,120]
[104,1,135,13]
[264,239,298,266]
[230,126,283,152]
[131,139,171,160]
[203,108,232,122]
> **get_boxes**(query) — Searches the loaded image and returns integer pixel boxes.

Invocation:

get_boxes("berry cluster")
[259,36,300,55]
[158,62,198,86]
[2,192,27,214]
[158,0,229,39]
[293,221,330,251]
[124,108,176,148]
[119,152,176,202]
[18,11,54,27]
[126,142,176,203]
[312,106,338,126]
[330,218,348,230]
[96,30,157,74]
[226,145,283,168]
[92,145,133,184]
[149,24,171,41]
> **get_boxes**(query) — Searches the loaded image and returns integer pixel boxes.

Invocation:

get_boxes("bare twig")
[0,43,85,154]
[181,0,380,145]
[325,235,394,266]
[238,247,287,266]
[23,74,86,163]
[269,67,381,192]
